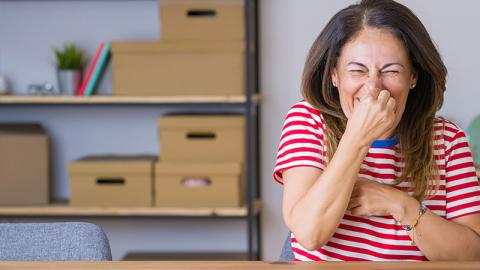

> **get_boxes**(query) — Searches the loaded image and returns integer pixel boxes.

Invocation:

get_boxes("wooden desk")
[0,261,479,270]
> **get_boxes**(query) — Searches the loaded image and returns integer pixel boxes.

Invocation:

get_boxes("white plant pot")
[57,69,82,95]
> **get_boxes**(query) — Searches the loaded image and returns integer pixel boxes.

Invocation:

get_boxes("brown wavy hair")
[302,0,447,201]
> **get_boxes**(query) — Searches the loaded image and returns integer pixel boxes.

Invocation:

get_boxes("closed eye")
[349,70,366,74]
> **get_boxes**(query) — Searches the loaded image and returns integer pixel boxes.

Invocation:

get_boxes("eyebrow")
[346,61,405,70]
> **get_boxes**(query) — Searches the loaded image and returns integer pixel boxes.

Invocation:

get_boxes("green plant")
[54,43,86,70]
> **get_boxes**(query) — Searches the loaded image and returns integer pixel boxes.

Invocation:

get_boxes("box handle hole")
[187,9,217,17]
[186,132,216,140]
[181,177,211,188]
[96,178,125,185]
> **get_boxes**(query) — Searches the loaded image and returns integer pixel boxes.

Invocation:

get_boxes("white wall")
[1,0,479,261]
[259,0,480,260]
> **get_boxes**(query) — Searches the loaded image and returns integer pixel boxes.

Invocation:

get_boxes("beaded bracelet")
[401,202,427,245]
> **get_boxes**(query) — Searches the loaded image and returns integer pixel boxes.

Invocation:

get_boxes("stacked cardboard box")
[156,115,245,208]
[69,156,156,207]
[0,124,49,206]
[111,0,245,96]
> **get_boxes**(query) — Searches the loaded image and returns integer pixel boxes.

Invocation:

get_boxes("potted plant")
[55,43,85,95]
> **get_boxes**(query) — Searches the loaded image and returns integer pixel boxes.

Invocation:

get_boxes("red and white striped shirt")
[273,100,480,261]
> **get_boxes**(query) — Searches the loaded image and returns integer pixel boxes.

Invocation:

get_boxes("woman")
[273,0,480,261]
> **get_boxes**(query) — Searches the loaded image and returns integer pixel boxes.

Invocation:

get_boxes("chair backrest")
[0,222,112,260]
[278,232,294,261]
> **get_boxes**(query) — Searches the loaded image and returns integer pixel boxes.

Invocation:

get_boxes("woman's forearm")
[287,134,370,250]
[394,194,480,260]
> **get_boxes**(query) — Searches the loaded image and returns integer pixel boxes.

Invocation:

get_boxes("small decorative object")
[28,83,56,96]
[0,75,10,95]
[54,43,85,95]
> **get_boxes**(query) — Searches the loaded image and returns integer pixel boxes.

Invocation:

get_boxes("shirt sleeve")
[444,121,480,220]
[273,101,328,184]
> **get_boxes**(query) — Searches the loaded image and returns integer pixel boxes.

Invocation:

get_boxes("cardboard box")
[69,156,156,207]
[160,0,244,41]
[111,41,244,96]
[159,115,244,162]
[155,162,244,207]
[0,124,49,205]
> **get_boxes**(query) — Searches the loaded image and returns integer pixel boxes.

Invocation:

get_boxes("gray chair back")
[278,232,294,261]
[0,222,112,260]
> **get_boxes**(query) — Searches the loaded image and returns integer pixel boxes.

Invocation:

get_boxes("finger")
[350,206,365,217]
[377,90,391,106]
[347,198,360,210]
[386,97,396,112]
[365,85,381,100]
[356,85,379,102]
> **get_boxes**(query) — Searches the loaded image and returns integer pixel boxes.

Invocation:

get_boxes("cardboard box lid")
[159,115,244,130]
[0,123,45,135]
[70,155,156,175]
[111,40,244,53]
[160,0,243,6]
[155,162,242,175]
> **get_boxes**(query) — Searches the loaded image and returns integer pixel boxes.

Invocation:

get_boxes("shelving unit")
[0,95,261,105]
[0,200,261,218]
[0,0,261,260]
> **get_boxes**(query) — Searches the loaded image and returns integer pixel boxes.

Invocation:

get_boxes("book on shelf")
[83,42,111,96]
[77,42,104,96]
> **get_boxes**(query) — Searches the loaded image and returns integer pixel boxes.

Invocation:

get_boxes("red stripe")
[448,190,480,203]
[366,152,403,162]
[362,160,402,172]
[282,119,318,132]
[317,247,368,261]
[338,224,411,241]
[343,215,401,230]
[448,210,480,220]
[291,247,323,261]
[290,103,321,116]
[446,162,475,173]
[448,152,473,162]
[447,180,479,193]
[277,146,324,160]
[280,129,324,142]
[326,242,426,261]
[275,155,324,168]
[447,171,478,181]
[278,138,322,153]
[448,200,480,213]
[332,233,419,251]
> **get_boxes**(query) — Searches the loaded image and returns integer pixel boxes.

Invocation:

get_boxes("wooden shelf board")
[0,94,261,105]
[0,199,261,217]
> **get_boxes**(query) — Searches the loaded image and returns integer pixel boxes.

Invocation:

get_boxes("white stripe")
[448,157,474,167]
[447,186,480,198]
[446,167,476,179]
[340,218,400,235]
[321,244,419,261]
[447,196,480,208]
[447,205,480,219]
[334,228,412,246]
[278,141,322,153]
[276,150,324,165]
[328,236,421,256]
[281,124,324,138]
[275,160,324,172]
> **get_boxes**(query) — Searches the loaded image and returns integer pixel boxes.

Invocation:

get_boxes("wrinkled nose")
[357,72,383,98]
[365,72,383,91]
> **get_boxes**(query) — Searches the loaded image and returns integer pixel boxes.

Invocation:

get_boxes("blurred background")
[0,0,479,261]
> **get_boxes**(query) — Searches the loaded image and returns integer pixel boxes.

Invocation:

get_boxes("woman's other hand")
[347,178,411,218]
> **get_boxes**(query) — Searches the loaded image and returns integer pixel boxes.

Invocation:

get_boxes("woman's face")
[331,27,417,133]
